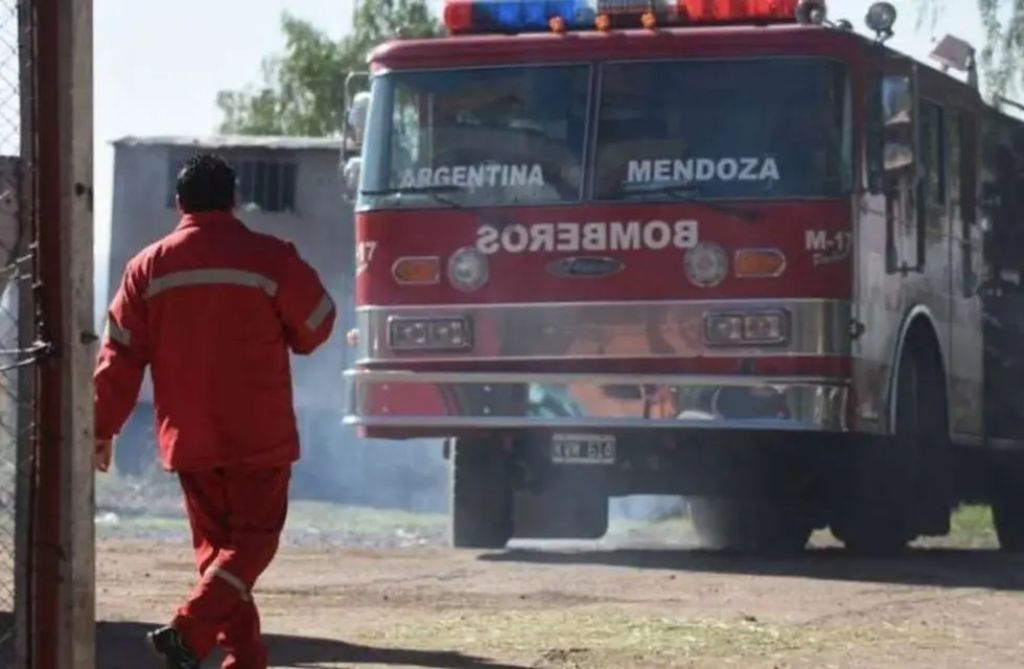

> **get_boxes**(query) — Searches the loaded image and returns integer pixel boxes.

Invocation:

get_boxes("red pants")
[171,465,290,669]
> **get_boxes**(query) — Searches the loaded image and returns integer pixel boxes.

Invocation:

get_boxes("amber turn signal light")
[392,256,441,285]
[734,248,787,278]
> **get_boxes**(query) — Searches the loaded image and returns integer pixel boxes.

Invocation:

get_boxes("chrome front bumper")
[344,370,850,432]
[355,299,850,363]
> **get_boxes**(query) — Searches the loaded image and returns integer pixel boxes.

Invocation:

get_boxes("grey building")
[107,136,444,509]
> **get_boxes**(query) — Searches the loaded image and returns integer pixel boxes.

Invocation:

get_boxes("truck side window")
[882,76,914,184]
[881,74,920,272]
[920,101,946,205]
[947,110,962,214]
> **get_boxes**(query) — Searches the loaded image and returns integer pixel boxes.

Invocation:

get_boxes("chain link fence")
[0,0,32,655]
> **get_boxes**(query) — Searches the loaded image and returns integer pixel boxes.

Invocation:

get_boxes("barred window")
[236,160,297,213]
[167,156,298,213]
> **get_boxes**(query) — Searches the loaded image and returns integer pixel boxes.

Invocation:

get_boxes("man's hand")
[95,438,113,473]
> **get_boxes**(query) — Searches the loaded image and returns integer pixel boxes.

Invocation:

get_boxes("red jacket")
[94,211,336,471]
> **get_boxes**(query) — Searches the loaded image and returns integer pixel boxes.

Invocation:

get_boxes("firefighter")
[93,153,336,668]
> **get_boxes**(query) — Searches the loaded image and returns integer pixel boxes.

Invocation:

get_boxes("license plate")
[551,433,616,465]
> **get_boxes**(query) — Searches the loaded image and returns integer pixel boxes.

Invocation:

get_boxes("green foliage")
[977,0,1024,100]
[222,1,1024,134]
[919,0,1024,101]
[218,1,440,136]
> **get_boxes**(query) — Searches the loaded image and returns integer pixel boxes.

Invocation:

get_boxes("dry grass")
[357,607,952,668]
[608,505,1000,551]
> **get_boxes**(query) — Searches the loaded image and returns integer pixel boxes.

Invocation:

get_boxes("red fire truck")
[342,0,1024,555]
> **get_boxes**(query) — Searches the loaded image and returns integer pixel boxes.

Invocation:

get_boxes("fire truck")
[341,0,1024,555]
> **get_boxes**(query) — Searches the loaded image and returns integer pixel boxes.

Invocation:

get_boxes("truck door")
[857,58,919,432]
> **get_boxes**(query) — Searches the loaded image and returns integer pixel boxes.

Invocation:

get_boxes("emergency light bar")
[444,0,803,35]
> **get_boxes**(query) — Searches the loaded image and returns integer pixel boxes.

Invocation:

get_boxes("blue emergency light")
[444,0,802,35]
[445,0,594,33]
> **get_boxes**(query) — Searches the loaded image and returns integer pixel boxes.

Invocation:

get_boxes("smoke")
[293,426,448,513]
[609,495,687,522]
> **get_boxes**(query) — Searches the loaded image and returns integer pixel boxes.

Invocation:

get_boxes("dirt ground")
[94,509,1024,669]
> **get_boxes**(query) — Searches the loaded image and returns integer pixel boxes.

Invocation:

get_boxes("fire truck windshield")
[594,58,852,201]
[358,57,852,210]
[360,64,590,209]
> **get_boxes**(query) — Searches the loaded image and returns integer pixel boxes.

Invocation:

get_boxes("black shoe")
[146,626,200,669]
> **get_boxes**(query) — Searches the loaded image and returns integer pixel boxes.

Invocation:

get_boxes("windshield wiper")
[621,182,763,222]
[360,184,524,230]
[360,185,465,209]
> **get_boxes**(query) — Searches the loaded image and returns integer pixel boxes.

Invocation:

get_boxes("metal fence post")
[28,0,94,666]
[58,0,94,664]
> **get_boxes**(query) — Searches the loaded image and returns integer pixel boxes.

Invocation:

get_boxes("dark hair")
[175,154,236,213]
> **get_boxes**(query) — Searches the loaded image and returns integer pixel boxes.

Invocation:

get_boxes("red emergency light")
[443,0,804,35]
[678,0,800,22]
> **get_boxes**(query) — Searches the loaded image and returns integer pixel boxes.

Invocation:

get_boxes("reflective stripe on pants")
[172,465,290,665]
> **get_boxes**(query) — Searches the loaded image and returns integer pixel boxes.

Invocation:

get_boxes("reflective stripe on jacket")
[94,211,336,471]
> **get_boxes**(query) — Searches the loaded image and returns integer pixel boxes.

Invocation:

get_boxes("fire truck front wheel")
[689,497,813,555]
[832,332,950,555]
[450,437,514,549]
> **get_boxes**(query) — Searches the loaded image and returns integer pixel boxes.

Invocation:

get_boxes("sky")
[93,0,985,306]
[94,0,359,308]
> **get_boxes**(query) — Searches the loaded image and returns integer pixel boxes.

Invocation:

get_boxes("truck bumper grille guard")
[344,370,850,432]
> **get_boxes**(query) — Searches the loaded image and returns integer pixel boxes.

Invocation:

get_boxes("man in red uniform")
[94,154,336,668]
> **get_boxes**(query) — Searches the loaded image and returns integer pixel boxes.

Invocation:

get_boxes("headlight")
[388,317,472,352]
[448,247,489,292]
[705,310,789,346]
[684,242,728,288]
[705,314,745,344]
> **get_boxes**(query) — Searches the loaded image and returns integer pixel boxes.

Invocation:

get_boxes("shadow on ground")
[96,620,527,669]
[482,546,1024,591]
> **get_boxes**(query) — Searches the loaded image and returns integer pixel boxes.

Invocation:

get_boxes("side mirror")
[340,84,370,203]
[342,91,371,163]
[342,157,361,202]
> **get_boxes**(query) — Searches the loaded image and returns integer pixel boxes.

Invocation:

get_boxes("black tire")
[450,437,513,549]
[690,497,812,555]
[832,337,948,555]
[992,459,1024,553]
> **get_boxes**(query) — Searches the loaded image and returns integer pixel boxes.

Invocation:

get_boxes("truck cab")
[343,0,1024,555]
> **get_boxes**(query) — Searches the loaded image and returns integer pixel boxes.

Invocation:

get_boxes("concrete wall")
[108,142,355,412]
[107,140,447,511]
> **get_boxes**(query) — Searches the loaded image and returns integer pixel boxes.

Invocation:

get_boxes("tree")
[222,1,1024,133]
[217,0,440,136]
[918,0,1024,101]
[977,0,1024,100]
